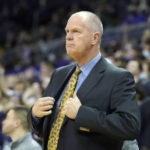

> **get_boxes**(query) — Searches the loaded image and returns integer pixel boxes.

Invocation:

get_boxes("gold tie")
[47,68,81,150]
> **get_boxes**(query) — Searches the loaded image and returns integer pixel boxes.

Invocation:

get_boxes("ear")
[91,32,100,45]
[15,120,21,128]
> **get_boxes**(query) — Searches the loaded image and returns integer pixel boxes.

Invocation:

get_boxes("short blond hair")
[12,105,29,131]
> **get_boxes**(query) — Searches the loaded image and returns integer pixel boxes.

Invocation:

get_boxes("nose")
[66,32,73,40]
[2,120,5,126]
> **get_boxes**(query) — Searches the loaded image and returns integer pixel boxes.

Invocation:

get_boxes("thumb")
[73,91,77,98]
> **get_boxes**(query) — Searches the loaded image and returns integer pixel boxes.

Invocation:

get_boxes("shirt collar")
[77,53,101,76]
[11,133,31,148]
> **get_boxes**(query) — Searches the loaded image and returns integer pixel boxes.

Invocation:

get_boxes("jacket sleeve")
[28,108,44,137]
[75,72,141,140]
[27,71,56,137]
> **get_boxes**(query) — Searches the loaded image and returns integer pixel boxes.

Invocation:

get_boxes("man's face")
[65,15,92,60]
[126,61,140,75]
[2,110,17,136]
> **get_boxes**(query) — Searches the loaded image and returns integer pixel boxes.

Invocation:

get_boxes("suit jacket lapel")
[53,64,76,100]
[77,56,105,104]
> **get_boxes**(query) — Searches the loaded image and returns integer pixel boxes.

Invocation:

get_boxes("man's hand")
[32,97,55,118]
[62,92,82,119]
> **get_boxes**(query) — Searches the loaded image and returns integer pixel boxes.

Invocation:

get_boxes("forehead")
[7,109,15,118]
[129,61,138,66]
[65,15,88,29]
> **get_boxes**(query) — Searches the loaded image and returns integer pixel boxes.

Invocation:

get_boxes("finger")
[64,100,71,107]
[73,92,77,98]
[40,105,53,111]
[66,98,73,102]
[40,97,55,102]
[61,109,66,115]
[40,100,55,106]
[41,110,52,116]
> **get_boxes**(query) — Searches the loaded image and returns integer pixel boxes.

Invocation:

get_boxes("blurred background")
[0,0,150,150]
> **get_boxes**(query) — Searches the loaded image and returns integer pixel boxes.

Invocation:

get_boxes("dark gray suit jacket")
[28,56,141,150]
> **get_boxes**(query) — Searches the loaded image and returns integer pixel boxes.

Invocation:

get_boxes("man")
[0,111,11,150]
[28,11,141,150]
[126,59,142,83]
[138,98,150,150]
[2,106,41,150]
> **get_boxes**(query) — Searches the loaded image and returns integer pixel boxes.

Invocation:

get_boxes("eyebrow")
[65,27,81,32]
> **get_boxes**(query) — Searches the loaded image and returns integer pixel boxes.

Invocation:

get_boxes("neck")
[76,49,100,67]
[133,75,139,83]
[10,128,28,142]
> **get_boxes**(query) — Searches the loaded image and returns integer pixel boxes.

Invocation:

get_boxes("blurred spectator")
[22,82,42,109]
[2,106,41,150]
[142,37,150,62]
[138,98,150,150]
[126,59,148,104]
[0,112,11,150]
[126,59,143,83]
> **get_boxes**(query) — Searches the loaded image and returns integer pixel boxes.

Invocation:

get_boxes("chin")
[66,48,75,56]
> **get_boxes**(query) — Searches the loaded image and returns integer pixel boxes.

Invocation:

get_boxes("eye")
[65,30,68,34]
[73,29,79,33]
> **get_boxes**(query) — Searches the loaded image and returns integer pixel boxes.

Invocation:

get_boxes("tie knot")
[75,68,81,75]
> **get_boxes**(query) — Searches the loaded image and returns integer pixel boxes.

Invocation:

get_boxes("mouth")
[66,42,74,46]
[66,45,73,47]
